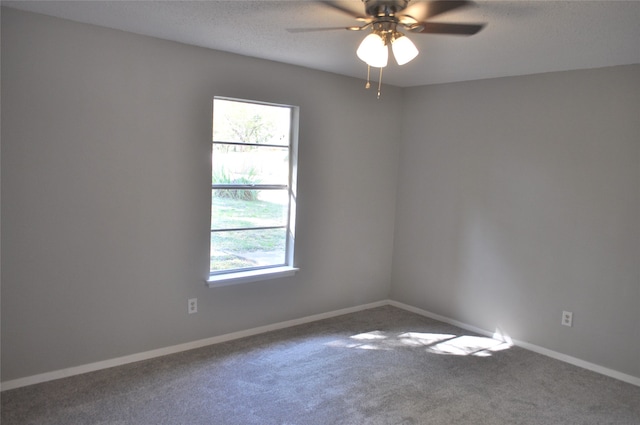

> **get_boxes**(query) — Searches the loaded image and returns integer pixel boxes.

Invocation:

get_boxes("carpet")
[2,306,639,424]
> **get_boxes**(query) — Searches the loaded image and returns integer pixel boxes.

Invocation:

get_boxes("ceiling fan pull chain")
[377,67,383,99]
[365,65,372,89]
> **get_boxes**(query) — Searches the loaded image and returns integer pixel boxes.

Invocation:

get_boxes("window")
[207,98,298,286]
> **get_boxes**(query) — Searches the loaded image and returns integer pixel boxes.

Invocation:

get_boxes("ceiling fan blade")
[411,22,485,36]
[319,1,368,21]
[286,26,355,33]
[399,14,419,26]
[404,0,474,20]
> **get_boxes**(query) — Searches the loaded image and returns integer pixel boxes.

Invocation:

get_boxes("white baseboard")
[0,300,387,391]
[388,300,499,339]
[3,299,638,390]
[388,300,640,388]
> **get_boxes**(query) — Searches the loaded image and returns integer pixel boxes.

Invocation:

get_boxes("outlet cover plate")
[188,298,198,314]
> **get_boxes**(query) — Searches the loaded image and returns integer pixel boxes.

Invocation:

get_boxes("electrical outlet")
[188,298,198,314]
[562,311,573,327]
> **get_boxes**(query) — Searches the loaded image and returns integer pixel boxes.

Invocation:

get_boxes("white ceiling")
[3,0,640,87]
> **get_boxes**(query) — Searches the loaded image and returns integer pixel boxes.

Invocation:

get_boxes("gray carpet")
[2,306,639,424]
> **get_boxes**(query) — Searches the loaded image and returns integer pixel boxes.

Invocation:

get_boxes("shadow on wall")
[326,329,513,357]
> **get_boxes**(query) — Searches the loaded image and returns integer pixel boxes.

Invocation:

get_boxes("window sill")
[206,266,299,288]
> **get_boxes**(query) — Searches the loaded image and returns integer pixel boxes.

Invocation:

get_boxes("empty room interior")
[1,1,639,423]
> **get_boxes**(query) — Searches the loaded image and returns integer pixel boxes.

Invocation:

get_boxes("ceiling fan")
[289,0,486,97]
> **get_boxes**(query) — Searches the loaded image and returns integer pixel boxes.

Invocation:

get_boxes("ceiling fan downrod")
[363,0,410,18]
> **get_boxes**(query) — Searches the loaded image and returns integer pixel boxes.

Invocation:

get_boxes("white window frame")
[206,97,299,287]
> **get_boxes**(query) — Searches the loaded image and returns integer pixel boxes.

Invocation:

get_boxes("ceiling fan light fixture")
[391,33,419,65]
[357,32,388,68]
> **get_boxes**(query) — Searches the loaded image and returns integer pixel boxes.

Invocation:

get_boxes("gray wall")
[392,65,640,378]
[1,8,401,381]
[2,7,639,384]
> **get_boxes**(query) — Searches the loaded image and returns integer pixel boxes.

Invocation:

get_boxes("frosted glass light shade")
[357,33,388,68]
[391,34,419,65]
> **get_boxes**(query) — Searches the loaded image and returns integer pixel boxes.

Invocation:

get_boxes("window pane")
[210,97,297,278]
[210,228,287,272]
[211,190,289,230]
[212,144,289,186]
[213,99,290,146]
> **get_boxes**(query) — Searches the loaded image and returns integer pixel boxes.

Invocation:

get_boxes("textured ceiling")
[4,1,640,87]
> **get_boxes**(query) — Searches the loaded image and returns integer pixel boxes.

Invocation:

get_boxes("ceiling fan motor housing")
[364,0,410,17]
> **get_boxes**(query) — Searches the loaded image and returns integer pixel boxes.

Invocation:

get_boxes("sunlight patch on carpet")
[325,330,513,357]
